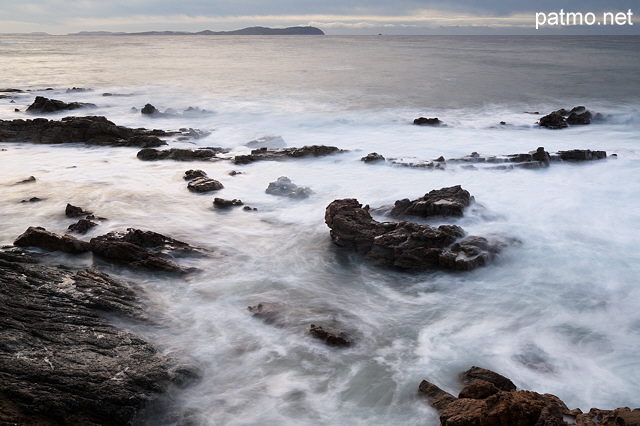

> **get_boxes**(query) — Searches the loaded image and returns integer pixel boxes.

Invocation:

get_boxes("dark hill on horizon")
[69,26,325,36]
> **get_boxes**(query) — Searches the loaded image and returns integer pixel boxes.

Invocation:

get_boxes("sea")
[1,34,640,425]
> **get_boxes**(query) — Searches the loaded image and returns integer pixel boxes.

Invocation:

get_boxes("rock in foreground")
[325,198,509,271]
[390,185,473,218]
[419,366,640,426]
[0,249,192,425]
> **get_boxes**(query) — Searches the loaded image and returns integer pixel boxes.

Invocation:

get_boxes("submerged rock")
[233,145,344,164]
[266,176,312,199]
[309,324,353,347]
[0,116,167,147]
[26,95,97,113]
[0,249,194,425]
[419,367,639,426]
[325,198,509,271]
[390,185,473,218]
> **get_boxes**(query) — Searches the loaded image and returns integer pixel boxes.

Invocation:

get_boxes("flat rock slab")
[234,145,344,164]
[0,249,192,425]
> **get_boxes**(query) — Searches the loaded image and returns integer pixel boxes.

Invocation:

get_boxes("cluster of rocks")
[233,145,344,164]
[538,106,601,129]
[65,203,105,234]
[183,169,224,193]
[247,302,354,347]
[325,186,513,271]
[25,95,96,113]
[420,366,640,426]
[0,115,168,147]
[139,103,212,117]
[362,147,608,170]
[13,224,205,274]
[265,176,312,199]
[0,248,197,425]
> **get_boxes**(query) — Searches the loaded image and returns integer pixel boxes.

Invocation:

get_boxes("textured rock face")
[0,250,189,425]
[0,116,167,147]
[266,176,312,199]
[187,176,224,192]
[390,185,473,218]
[325,198,507,271]
[539,106,594,129]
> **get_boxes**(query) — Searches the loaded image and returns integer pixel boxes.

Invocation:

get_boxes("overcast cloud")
[1,0,638,34]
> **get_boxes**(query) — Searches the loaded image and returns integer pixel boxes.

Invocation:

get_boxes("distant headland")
[67,26,325,36]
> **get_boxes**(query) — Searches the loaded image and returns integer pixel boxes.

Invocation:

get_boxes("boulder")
[13,226,91,254]
[0,249,195,425]
[538,110,568,129]
[361,152,385,163]
[266,176,312,199]
[184,169,208,180]
[539,106,594,129]
[213,198,244,208]
[414,117,443,126]
[68,218,98,234]
[0,116,167,147]
[26,96,97,113]
[187,176,224,192]
[325,198,508,271]
[460,366,516,392]
[389,185,473,218]
[65,203,92,218]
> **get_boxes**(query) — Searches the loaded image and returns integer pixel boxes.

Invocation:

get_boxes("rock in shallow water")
[266,176,312,199]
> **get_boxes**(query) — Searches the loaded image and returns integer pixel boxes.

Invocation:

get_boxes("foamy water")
[1,35,640,425]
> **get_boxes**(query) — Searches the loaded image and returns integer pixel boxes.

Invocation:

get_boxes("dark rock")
[309,324,353,347]
[65,203,92,218]
[539,106,594,129]
[243,206,257,211]
[326,198,506,271]
[531,146,551,165]
[266,176,312,199]
[13,226,91,254]
[20,197,42,203]
[460,366,517,392]
[0,249,190,425]
[413,117,442,126]
[68,219,98,234]
[566,106,592,125]
[213,198,243,208]
[418,380,458,410]
[539,110,568,129]
[233,145,344,164]
[26,96,97,113]
[187,176,224,192]
[184,169,208,180]
[0,116,167,147]
[66,87,91,93]
[389,185,472,218]
[141,103,160,115]
[557,149,607,161]
[137,147,222,161]
[15,176,36,184]
[361,152,385,163]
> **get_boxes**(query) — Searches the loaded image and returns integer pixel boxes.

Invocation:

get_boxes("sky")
[1,0,638,35]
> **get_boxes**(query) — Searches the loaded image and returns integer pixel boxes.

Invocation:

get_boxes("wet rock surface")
[233,145,344,164]
[187,176,224,193]
[266,176,312,199]
[325,197,510,271]
[419,366,640,426]
[413,117,443,126]
[137,147,226,161]
[390,185,473,218]
[309,324,353,347]
[538,106,597,129]
[0,116,167,147]
[14,226,91,254]
[0,249,191,425]
[26,96,97,113]
[213,198,244,208]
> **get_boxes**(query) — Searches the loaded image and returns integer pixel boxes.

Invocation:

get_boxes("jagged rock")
[557,149,607,161]
[0,249,195,425]
[187,176,224,192]
[460,366,517,391]
[184,169,208,180]
[266,176,312,199]
[325,198,507,271]
[68,219,98,234]
[65,203,92,218]
[26,96,97,113]
[390,185,473,218]
[539,106,594,129]
[213,198,243,208]
[418,380,458,411]
[141,103,160,115]
[0,116,167,147]
[566,106,593,125]
[539,110,568,129]
[13,226,91,254]
[361,152,385,163]
[309,324,353,347]
[137,147,225,161]
[414,117,443,126]
[233,145,344,164]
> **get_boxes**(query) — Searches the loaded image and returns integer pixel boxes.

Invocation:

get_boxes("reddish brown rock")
[13,226,90,254]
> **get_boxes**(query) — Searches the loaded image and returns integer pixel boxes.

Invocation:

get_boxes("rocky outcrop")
[68,218,98,234]
[309,324,353,347]
[419,366,640,426]
[414,117,443,126]
[266,176,312,199]
[233,145,344,164]
[26,96,97,113]
[14,226,91,254]
[137,147,226,161]
[0,249,194,425]
[65,203,92,218]
[361,152,385,163]
[0,116,167,147]
[557,149,607,161]
[390,185,473,218]
[325,198,509,271]
[539,106,595,129]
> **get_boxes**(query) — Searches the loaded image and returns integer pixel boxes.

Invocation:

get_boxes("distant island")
[68,26,325,36]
